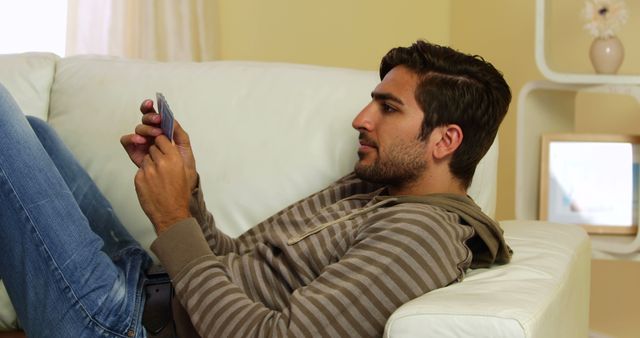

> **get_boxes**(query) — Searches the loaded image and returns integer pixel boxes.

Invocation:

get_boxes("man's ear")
[433,125,463,160]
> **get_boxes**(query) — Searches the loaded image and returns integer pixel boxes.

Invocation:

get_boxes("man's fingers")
[142,113,161,125]
[174,119,184,133]
[120,134,133,148]
[173,120,190,145]
[154,135,174,154]
[135,124,162,137]
[120,134,147,148]
[141,154,154,168]
[140,99,156,115]
[148,144,160,162]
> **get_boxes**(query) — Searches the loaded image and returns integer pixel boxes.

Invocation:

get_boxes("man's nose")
[352,102,375,131]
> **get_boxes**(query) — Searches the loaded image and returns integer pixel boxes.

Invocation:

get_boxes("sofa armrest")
[385,221,590,338]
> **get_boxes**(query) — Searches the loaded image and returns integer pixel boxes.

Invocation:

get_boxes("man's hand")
[134,135,191,234]
[121,99,198,191]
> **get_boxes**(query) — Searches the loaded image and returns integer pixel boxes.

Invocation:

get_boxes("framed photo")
[539,133,640,235]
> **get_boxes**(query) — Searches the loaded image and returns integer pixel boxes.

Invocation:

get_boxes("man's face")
[352,66,429,188]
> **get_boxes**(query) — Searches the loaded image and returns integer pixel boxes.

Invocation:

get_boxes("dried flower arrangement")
[583,0,629,38]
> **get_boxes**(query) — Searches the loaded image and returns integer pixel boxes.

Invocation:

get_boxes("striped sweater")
[151,173,511,337]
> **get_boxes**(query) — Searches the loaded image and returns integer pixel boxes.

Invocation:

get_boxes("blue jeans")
[0,84,152,337]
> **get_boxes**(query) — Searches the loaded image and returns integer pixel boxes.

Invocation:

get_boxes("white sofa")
[0,53,590,337]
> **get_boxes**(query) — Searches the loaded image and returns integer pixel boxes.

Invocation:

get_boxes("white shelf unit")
[516,81,640,261]
[519,0,640,261]
[535,0,640,84]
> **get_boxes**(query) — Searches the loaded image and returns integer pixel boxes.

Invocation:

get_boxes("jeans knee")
[26,115,58,141]
[26,115,49,130]
[0,83,20,115]
[0,82,10,97]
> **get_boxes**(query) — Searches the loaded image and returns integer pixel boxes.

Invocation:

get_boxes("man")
[0,41,511,337]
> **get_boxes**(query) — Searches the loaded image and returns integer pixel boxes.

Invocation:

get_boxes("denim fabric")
[0,83,152,337]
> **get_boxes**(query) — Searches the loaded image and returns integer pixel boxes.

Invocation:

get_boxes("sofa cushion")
[0,53,58,120]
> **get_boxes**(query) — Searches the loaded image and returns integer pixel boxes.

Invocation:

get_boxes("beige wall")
[590,259,640,338]
[217,0,451,71]
[450,0,541,220]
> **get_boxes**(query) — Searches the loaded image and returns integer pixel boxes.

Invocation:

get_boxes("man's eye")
[381,103,397,113]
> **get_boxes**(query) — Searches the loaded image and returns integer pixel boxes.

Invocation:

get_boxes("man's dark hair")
[380,40,511,189]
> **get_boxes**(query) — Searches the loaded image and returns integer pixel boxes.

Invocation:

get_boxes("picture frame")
[539,133,640,235]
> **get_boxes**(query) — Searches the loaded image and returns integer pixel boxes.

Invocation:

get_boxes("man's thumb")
[173,120,190,146]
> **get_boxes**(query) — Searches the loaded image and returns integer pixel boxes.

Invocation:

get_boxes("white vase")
[589,36,624,74]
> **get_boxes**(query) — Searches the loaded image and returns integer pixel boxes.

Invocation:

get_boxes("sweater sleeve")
[151,212,472,337]
[189,179,280,255]
[188,172,382,256]
[188,183,246,255]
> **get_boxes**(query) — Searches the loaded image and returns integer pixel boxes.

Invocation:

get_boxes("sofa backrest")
[0,53,498,253]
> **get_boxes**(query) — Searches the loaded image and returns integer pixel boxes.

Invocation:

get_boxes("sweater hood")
[381,193,512,268]
[287,187,512,268]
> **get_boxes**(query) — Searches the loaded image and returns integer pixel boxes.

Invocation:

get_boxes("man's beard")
[354,135,428,189]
